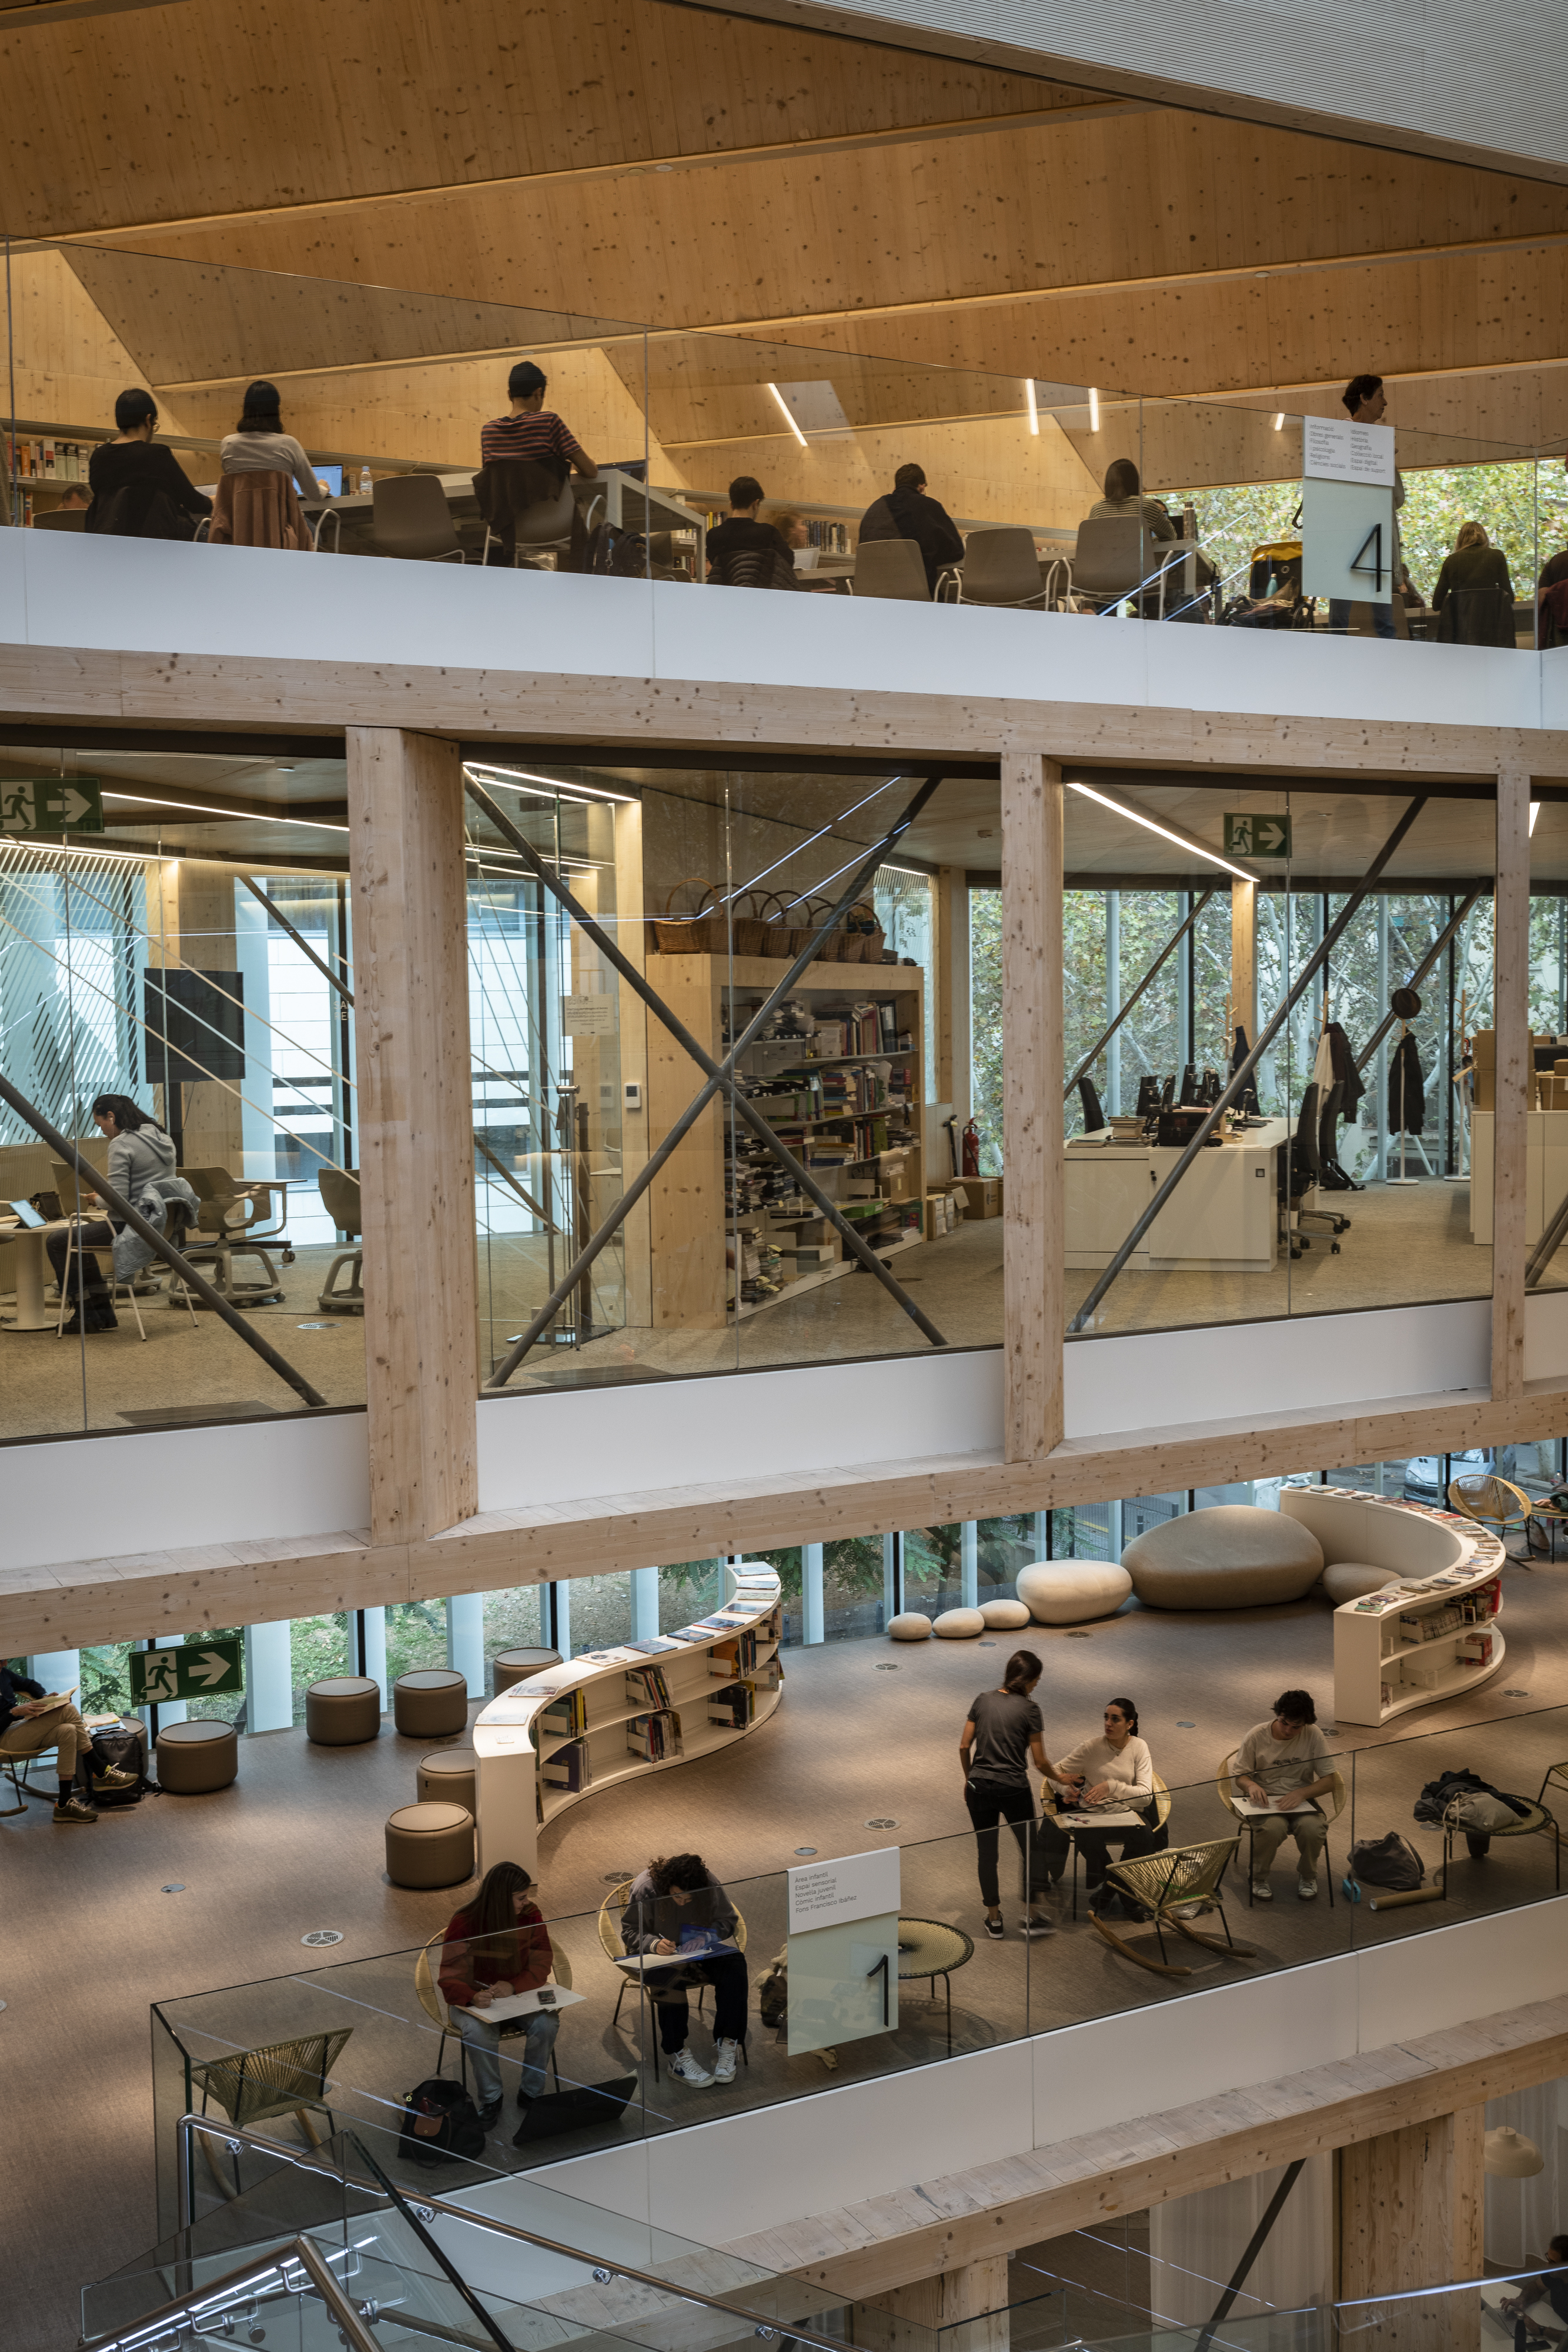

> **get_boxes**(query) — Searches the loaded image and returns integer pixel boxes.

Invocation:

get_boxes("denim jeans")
[454,2004,559,2104]
[1329,598,1396,639]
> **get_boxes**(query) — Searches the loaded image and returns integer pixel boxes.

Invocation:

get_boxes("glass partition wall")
[0,746,364,1439]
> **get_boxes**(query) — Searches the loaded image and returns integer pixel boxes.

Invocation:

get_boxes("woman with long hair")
[219,379,327,502]
[438,1861,560,2131]
[959,1649,1068,1941]
[1054,1697,1159,1916]
[46,1093,197,1335]
[1432,519,1517,647]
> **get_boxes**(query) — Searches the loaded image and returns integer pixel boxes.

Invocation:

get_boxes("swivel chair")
[317,1168,364,1313]
[1278,1084,1351,1257]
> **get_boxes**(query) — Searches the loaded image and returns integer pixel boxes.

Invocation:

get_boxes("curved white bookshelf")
[1281,1486,1508,1727]
[472,1566,783,1875]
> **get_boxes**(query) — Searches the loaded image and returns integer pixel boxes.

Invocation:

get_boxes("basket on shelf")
[731,889,793,957]
[783,894,834,959]
[651,876,728,953]
[840,900,887,963]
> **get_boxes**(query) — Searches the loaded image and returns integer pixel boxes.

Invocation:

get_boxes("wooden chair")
[597,1879,748,2081]
[1217,1749,1348,1906]
[1094,1837,1255,1978]
[1448,1473,1539,1556]
[188,2029,353,2160]
[414,1933,569,2092]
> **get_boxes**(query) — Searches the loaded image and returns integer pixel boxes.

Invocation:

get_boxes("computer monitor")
[316,464,343,497]
[8,1199,44,1228]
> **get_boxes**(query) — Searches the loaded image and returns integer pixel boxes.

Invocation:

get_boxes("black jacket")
[0,1665,45,1736]
[1432,544,1516,648]
[858,486,964,594]
[86,442,212,540]
[1389,1032,1426,1132]
[1325,1022,1366,1121]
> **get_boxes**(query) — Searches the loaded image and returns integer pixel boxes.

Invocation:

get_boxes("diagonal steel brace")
[466,773,949,1383]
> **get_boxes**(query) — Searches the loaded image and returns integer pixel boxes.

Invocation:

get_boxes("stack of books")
[627,1710,683,1761]
[707,1682,755,1730]
[541,1739,591,1791]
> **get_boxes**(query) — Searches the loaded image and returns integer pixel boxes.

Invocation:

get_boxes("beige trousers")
[0,1701,95,1782]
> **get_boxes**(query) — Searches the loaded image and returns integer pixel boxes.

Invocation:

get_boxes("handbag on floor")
[399,2078,487,2166]
[1348,1832,1423,1890]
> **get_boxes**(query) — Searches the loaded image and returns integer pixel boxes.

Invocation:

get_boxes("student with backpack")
[438,1862,560,2129]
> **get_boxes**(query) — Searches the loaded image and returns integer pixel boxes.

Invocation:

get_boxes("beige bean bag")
[888,1612,932,1641]
[1122,1505,1323,1609]
[1016,1559,1132,1625]
[979,1598,1032,1629]
[1320,1560,1402,1604]
[933,1607,986,1638]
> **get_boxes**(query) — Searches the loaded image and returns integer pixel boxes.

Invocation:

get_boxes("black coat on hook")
[1389,1032,1426,1133]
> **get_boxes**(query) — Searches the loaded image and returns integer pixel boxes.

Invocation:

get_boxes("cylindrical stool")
[156,1719,239,1794]
[385,1801,474,1889]
[417,1745,477,1812]
[392,1668,469,1739]
[305,1676,382,1746]
[492,1646,561,1695]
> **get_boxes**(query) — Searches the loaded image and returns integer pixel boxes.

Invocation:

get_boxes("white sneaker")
[666,2048,713,2087]
[1297,1876,1318,1901]
[1019,1914,1055,1937]
[712,2038,740,2083]
[1251,1879,1273,1901]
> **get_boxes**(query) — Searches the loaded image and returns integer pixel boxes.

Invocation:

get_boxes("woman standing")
[959,1649,1068,1941]
[438,1861,560,2132]
[1054,1698,1159,1915]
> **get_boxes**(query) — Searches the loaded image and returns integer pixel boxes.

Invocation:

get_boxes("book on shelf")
[540,1689,587,1740]
[541,1739,591,1791]
[626,1663,673,1708]
[626,1637,681,1655]
[664,1627,710,1643]
[710,1629,758,1674]
[707,1681,755,1729]
[627,1709,684,1762]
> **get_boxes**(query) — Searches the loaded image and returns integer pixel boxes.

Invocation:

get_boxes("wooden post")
[1492,770,1531,1402]
[1338,2109,1484,2350]
[1231,877,1256,1043]
[860,2254,1009,2352]
[1001,752,1064,1463]
[347,727,477,1545]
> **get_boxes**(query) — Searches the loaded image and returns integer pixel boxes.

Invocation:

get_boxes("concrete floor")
[8,1566,1567,2352]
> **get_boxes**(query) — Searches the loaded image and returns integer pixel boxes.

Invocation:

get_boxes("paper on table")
[1231,1795,1318,1817]
[471,1984,586,2022]
[612,1943,737,1972]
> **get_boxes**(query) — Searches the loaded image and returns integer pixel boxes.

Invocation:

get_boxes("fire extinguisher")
[961,1118,981,1177]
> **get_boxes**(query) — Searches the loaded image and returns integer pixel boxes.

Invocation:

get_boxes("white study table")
[303,467,707,567]
[0,1213,74,1331]
[1064,1118,1290,1273]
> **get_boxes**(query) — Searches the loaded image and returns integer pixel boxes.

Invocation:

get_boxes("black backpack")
[399,2078,487,2167]
[1348,1832,1424,1891]
[88,1725,158,1805]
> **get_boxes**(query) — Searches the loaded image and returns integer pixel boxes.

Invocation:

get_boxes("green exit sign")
[1224,812,1292,858]
[0,776,104,837]
[130,1636,243,1704]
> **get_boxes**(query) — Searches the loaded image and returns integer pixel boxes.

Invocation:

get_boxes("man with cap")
[480,362,598,482]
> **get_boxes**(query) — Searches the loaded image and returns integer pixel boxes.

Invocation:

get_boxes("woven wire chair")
[1095,1836,1255,1978]
[414,1932,569,2092]
[598,1877,748,2082]
[1441,1795,1560,1892]
[1216,1750,1348,1906]
[1447,1474,1540,1558]
[188,2029,353,2151]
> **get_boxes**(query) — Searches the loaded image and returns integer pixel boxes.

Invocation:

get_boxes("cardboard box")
[961,1176,1004,1219]
[1471,1029,1495,1068]
[1473,1070,1495,1110]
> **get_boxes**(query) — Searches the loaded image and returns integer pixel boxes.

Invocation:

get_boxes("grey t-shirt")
[967,1689,1041,1784]
[1236,1720,1329,1799]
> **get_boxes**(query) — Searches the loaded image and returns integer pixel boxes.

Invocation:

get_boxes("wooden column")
[1339,2109,1483,2348]
[1492,769,1532,1402]
[1001,751,1063,1464]
[1231,876,1256,1043]
[860,2254,1009,2352]
[347,727,477,1545]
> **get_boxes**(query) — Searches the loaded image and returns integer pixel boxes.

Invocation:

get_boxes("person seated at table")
[1500,2234,1568,2345]
[1051,1697,1159,1916]
[55,485,91,513]
[1394,560,1426,612]
[220,379,330,502]
[959,1649,1069,1940]
[1233,1688,1336,1902]
[1088,458,1176,541]
[86,389,213,540]
[480,360,597,482]
[438,1860,560,2131]
[45,1094,198,1335]
[0,1661,136,1823]
[1431,520,1517,648]
[770,509,810,550]
[857,462,964,596]
[622,1850,748,2085]
[706,477,798,587]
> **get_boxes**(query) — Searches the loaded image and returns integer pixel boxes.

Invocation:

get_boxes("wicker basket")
[840,900,887,963]
[784,894,835,960]
[731,890,793,957]
[651,876,727,953]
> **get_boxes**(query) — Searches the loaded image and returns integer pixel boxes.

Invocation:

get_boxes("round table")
[895,1916,973,2053]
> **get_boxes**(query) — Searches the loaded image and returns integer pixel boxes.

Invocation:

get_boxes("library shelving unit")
[641,953,931,1329]
[472,1565,783,1874]
[1279,1485,1509,1726]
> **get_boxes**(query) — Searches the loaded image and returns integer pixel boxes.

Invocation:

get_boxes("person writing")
[46,1094,198,1334]
[858,462,964,596]
[0,1661,136,1823]
[1233,1689,1336,1900]
[1052,1698,1158,1916]
[1500,2234,1568,2346]
[86,389,212,540]
[622,1851,748,2084]
[959,1648,1066,1940]
[480,361,597,482]
[438,1861,561,2133]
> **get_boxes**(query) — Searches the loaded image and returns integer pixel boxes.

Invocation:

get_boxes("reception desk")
[1064,1119,1289,1272]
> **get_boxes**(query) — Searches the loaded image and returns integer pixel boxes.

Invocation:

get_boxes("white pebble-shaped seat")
[1320,1560,1402,1605]
[1016,1560,1132,1625]
[1122,1505,1323,1609]
[979,1598,1031,1629]
[887,1612,933,1641]
[932,1607,986,1638]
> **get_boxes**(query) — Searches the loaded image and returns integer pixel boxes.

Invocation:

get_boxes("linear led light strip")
[463,760,637,807]
[100,790,350,833]
[1066,779,1261,882]
[767,383,808,449]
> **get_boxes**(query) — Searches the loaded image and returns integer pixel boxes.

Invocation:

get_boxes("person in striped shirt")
[480,362,597,483]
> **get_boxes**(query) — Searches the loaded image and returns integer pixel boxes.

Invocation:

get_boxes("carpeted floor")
[7,1565,1567,2351]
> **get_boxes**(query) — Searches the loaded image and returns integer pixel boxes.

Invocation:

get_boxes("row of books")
[710,1629,760,1673]
[708,1682,755,1730]
[627,1709,683,1760]
[810,1003,902,1060]
[626,1664,673,1708]
[541,1739,591,1791]
[539,1689,587,1741]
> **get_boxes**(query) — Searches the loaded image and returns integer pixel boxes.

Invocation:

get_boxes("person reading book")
[1233,1689,1336,1902]
[438,1861,560,2132]
[0,1662,136,1823]
[622,1852,747,2085]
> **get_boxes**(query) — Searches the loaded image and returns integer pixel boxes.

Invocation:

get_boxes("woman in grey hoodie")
[47,1093,198,1332]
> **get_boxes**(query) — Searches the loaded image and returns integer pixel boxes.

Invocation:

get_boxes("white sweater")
[1053,1732,1154,1808]
[219,430,321,500]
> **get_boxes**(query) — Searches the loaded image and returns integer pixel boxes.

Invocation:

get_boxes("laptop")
[510,2074,640,2146]
[7,1200,45,1228]
[316,463,343,496]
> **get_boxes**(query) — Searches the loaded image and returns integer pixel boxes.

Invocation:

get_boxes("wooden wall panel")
[1339,2109,1486,2338]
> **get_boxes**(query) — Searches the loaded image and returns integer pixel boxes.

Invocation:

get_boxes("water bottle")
[359,466,371,496]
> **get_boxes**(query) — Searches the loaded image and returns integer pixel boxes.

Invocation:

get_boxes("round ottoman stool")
[1121,1505,1323,1610]
[1320,1561,1401,1605]
[933,1608,985,1638]
[493,1646,562,1696]
[887,1613,932,1641]
[417,1745,477,1812]
[393,1668,469,1739]
[980,1598,1031,1630]
[1017,1560,1133,1625]
[385,1801,474,1890]
[156,1718,238,1793]
[305,1676,382,1746]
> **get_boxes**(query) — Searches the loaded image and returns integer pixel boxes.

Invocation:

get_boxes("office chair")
[848,537,930,601]
[713,542,801,590]
[1278,1084,1350,1257]
[370,475,466,563]
[935,527,1061,610]
[1179,1064,1198,1105]
[317,1168,364,1313]
[1070,517,1182,617]
[1135,1075,1161,1119]
[1159,1075,1175,1112]
[474,462,597,568]
[1317,1081,1363,1191]
[1078,1075,1106,1132]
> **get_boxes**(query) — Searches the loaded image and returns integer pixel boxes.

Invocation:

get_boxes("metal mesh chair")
[1442,1795,1560,1890]
[188,2029,353,2150]
[415,1932,569,2091]
[1095,1836,1255,1977]
[1447,1473,1537,1555]
[598,1877,748,2081]
[1217,1749,1348,1905]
